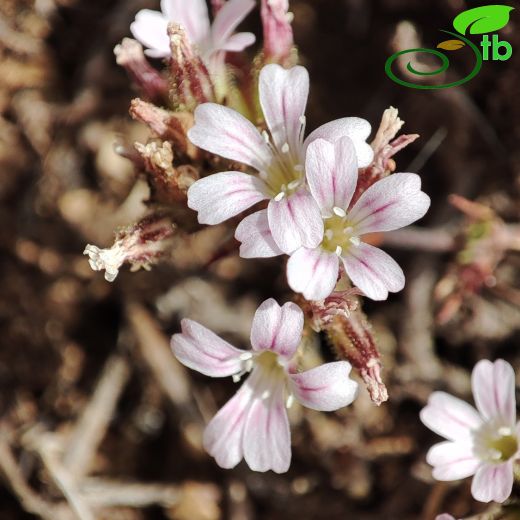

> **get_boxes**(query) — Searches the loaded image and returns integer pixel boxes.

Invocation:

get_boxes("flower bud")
[261,0,295,65]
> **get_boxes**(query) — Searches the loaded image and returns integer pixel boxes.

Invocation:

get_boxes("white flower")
[187,63,374,254]
[130,0,256,60]
[421,359,520,503]
[171,298,358,472]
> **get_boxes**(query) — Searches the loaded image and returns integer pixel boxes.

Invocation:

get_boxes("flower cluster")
[187,63,431,301]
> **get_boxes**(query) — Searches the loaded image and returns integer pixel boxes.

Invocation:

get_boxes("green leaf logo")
[437,39,466,50]
[453,5,514,35]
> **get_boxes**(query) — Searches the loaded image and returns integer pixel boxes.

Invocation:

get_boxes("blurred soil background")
[0,0,519,519]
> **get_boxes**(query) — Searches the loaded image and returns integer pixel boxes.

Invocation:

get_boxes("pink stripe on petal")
[427,441,480,481]
[235,209,283,259]
[341,242,405,301]
[187,171,268,225]
[188,103,272,171]
[472,359,516,424]
[306,137,358,215]
[348,173,431,235]
[243,378,291,473]
[290,361,358,411]
[250,299,304,359]
[268,189,323,254]
[259,64,309,154]
[471,461,513,503]
[171,319,244,377]
[304,117,374,168]
[420,391,482,442]
[211,0,255,48]
[287,247,339,301]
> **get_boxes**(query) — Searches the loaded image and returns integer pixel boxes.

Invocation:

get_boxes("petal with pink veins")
[341,242,405,301]
[130,10,170,58]
[250,299,303,359]
[348,172,431,235]
[286,247,339,301]
[289,361,358,411]
[420,391,483,442]
[471,461,514,503]
[188,103,272,171]
[171,319,245,377]
[187,171,268,225]
[268,188,323,254]
[259,64,309,153]
[304,117,374,168]
[235,210,283,258]
[426,441,480,480]
[218,32,256,52]
[211,0,256,49]
[243,378,291,473]
[471,359,516,425]
[161,0,210,44]
[306,137,358,216]
[203,374,255,469]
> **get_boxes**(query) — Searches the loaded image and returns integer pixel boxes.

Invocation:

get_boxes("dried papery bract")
[168,24,216,111]
[261,0,296,66]
[326,306,388,406]
[84,213,176,282]
[114,38,168,103]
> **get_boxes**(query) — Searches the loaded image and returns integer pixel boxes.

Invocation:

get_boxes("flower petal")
[420,391,483,442]
[203,376,254,469]
[187,171,268,225]
[130,10,170,58]
[211,0,255,48]
[471,461,513,503]
[286,247,339,301]
[471,359,516,424]
[259,64,309,154]
[218,32,256,52]
[188,103,272,171]
[306,137,358,215]
[250,299,303,359]
[243,377,291,473]
[348,173,431,235]
[235,209,283,259]
[304,117,374,168]
[161,0,210,44]
[341,243,405,301]
[426,441,480,481]
[289,361,358,411]
[267,188,323,254]
[171,319,244,377]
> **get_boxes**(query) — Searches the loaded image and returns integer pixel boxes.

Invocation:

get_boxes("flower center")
[320,211,361,256]
[474,422,519,463]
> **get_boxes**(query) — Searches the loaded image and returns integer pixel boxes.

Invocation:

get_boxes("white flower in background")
[130,0,256,60]
[187,63,374,254]
[237,136,430,301]
[171,298,358,472]
[421,359,520,503]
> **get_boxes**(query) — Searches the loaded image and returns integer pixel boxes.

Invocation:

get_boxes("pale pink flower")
[171,298,358,472]
[436,515,457,520]
[421,359,520,503]
[187,63,374,254]
[130,0,255,60]
[237,136,430,301]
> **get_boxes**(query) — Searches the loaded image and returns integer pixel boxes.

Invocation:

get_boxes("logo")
[385,5,514,89]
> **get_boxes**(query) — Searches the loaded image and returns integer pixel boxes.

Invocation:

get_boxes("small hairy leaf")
[453,5,514,35]
[437,39,466,50]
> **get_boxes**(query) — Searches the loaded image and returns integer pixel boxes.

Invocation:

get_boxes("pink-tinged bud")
[354,107,419,202]
[114,38,168,103]
[134,140,199,204]
[326,307,388,406]
[129,99,197,158]
[83,213,176,281]
[168,23,215,110]
[261,0,295,65]
[210,0,225,15]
